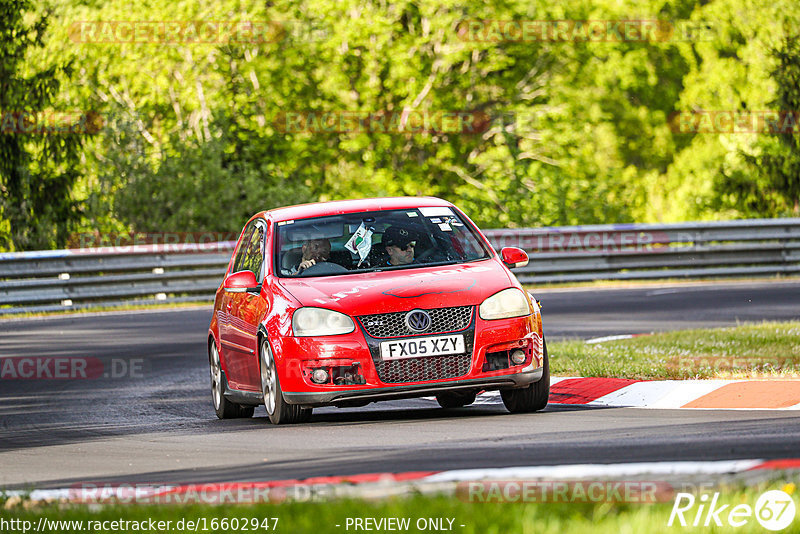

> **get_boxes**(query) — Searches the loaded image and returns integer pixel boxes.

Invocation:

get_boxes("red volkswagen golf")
[208,197,548,424]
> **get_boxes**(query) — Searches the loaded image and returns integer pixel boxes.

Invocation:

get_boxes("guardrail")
[0,242,236,315]
[1,219,799,315]
[483,218,800,284]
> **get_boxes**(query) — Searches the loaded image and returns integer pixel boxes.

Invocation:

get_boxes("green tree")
[663,0,800,221]
[0,0,85,250]
[729,32,800,215]
[29,0,800,240]
[39,0,699,233]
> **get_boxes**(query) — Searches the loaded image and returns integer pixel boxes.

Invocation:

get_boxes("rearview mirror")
[223,271,260,293]
[500,247,529,269]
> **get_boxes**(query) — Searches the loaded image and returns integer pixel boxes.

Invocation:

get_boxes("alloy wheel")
[210,343,222,410]
[261,339,277,415]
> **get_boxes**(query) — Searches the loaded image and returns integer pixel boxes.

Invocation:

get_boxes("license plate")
[379,335,465,361]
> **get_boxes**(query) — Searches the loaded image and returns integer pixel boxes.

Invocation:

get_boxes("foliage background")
[1,0,799,250]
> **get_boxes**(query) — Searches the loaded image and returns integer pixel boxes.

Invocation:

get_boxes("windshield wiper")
[418,259,462,268]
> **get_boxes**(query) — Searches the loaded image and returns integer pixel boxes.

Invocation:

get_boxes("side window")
[241,224,266,282]
[233,223,256,273]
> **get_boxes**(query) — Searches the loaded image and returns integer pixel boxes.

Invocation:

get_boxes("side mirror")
[500,247,529,269]
[223,271,260,293]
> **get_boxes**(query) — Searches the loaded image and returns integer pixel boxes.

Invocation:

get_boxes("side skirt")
[221,370,264,406]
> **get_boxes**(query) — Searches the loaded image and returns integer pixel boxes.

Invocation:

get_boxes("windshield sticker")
[344,222,374,267]
[430,217,442,223]
[406,212,418,217]
[277,220,294,226]
[439,222,452,231]
[419,207,454,217]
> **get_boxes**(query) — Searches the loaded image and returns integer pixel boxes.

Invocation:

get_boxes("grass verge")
[2,482,797,534]
[550,321,800,380]
[0,301,211,320]
[527,274,799,290]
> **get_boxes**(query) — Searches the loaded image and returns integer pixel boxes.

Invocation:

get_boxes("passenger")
[292,238,331,274]
[382,226,416,266]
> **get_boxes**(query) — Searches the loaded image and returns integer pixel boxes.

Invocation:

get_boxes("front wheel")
[501,338,550,413]
[210,342,254,419]
[260,338,312,424]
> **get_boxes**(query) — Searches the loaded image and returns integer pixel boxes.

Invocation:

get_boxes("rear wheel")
[436,391,477,408]
[501,338,550,413]
[209,342,254,419]
[260,338,312,424]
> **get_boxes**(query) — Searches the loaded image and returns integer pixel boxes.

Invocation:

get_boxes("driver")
[292,238,331,274]
[382,226,416,266]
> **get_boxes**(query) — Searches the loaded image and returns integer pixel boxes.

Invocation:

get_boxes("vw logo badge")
[405,310,432,333]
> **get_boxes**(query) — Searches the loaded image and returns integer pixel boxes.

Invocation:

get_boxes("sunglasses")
[391,242,415,251]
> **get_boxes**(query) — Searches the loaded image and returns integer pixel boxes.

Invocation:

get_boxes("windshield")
[274,207,492,277]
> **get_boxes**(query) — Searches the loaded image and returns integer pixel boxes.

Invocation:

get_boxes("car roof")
[256,197,455,222]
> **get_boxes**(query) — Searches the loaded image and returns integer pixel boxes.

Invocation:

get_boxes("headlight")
[479,288,531,320]
[292,307,355,336]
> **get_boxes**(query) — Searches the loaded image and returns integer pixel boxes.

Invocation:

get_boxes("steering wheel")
[415,248,435,262]
[299,261,349,276]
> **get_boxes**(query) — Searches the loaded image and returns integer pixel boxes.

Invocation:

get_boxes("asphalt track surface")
[1,280,799,489]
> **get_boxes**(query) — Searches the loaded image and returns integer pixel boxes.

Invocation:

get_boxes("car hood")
[277,259,515,316]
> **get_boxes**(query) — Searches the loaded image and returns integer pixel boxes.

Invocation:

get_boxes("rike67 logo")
[668,489,796,531]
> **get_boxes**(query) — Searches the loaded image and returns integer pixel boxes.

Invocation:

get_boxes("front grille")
[375,354,472,383]
[358,306,473,338]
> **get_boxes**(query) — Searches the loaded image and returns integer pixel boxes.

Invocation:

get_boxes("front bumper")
[284,363,543,406]
[271,305,544,407]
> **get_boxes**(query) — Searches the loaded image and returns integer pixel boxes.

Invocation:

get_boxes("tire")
[500,338,550,413]
[260,337,312,425]
[209,341,255,419]
[436,391,477,409]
